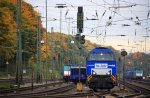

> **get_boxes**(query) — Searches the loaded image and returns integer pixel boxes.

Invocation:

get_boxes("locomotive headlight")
[92,70,97,75]
[93,71,96,75]
[100,53,103,56]
[106,71,111,75]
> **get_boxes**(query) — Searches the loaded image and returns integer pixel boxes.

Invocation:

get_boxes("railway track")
[1,79,150,98]
[0,82,75,98]
[131,79,150,86]
[0,81,134,98]
[0,81,66,95]
[119,80,150,98]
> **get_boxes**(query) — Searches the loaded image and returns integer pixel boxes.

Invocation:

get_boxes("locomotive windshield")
[87,52,115,61]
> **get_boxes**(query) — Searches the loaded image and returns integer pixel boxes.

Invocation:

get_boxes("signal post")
[75,6,85,91]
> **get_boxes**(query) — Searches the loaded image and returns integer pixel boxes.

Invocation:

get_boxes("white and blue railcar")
[124,70,143,80]
[63,65,71,82]
[86,47,117,91]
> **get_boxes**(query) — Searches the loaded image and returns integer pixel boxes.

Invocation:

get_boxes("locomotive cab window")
[87,52,115,61]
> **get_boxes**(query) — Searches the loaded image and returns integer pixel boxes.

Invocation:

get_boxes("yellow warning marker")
[76,82,83,91]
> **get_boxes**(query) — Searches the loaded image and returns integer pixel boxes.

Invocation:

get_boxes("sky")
[25,0,150,53]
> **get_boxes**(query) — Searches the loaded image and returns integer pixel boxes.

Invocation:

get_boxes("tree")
[0,4,16,60]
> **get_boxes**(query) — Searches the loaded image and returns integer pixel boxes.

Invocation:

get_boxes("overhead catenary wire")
[26,0,150,53]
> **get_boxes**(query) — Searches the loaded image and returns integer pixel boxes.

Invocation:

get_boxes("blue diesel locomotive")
[86,47,117,91]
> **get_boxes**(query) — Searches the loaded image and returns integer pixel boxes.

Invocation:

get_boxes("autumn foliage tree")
[0,0,17,62]
[0,0,41,70]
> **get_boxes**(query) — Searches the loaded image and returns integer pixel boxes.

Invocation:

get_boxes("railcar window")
[71,68,86,74]
[88,52,115,61]
[71,68,79,74]
[81,69,86,75]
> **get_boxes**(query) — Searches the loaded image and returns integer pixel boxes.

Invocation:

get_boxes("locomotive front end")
[86,47,117,91]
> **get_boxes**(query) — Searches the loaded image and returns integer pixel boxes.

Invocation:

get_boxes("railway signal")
[80,35,85,44]
[77,6,84,33]
[75,34,85,44]
[121,50,127,90]
[121,50,127,56]
[75,34,80,41]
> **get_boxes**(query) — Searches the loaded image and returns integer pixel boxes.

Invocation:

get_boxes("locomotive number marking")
[95,63,108,68]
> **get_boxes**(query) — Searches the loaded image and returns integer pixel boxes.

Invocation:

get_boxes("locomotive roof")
[90,47,113,53]
[71,66,86,68]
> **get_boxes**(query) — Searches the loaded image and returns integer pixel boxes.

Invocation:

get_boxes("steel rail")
[1,83,75,98]
[119,80,150,97]
[0,81,64,95]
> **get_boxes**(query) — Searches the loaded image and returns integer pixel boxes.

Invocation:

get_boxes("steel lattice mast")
[16,0,22,88]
